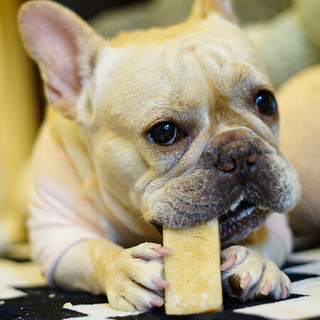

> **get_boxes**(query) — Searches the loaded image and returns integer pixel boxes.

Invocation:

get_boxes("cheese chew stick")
[163,219,223,315]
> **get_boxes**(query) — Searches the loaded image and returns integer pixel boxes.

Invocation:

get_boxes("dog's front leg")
[54,239,170,311]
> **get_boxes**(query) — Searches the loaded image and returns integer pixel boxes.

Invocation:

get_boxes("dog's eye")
[148,122,177,146]
[255,91,277,116]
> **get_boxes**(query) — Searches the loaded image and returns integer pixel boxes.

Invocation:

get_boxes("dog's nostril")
[247,152,258,166]
[217,161,235,172]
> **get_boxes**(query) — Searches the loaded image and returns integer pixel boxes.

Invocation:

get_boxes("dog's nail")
[260,280,272,296]
[152,246,172,255]
[152,277,169,288]
[240,273,252,289]
[150,297,164,307]
[280,285,289,299]
[220,255,237,271]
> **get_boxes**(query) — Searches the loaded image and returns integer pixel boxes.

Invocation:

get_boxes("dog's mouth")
[218,198,270,245]
[219,199,256,224]
[153,198,269,244]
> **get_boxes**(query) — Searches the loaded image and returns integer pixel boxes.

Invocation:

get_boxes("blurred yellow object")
[0,0,39,246]
[278,64,320,239]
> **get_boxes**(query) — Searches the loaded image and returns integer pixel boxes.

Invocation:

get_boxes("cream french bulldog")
[19,0,299,312]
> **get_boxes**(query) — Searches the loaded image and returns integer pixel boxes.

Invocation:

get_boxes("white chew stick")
[163,219,223,315]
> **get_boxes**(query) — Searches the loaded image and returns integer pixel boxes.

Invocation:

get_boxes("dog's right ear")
[18,1,103,120]
[189,0,237,24]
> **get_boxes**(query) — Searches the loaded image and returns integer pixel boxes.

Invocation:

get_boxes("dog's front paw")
[105,242,170,312]
[221,245,291,301]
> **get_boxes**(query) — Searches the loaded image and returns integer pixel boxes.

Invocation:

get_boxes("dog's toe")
[108,294,137,312]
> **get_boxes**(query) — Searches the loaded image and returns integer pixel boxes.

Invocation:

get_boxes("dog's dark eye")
[149,122,177,146]
[255,91,277,116]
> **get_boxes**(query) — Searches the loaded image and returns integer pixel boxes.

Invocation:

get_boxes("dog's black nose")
[216,140,259,184]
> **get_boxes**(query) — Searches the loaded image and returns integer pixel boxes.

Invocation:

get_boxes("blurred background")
[0,0,319,252]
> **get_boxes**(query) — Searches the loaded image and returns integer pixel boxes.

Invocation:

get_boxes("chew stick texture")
[163,219,223,315]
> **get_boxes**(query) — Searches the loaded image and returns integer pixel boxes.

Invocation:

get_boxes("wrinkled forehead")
[94,17,269,123]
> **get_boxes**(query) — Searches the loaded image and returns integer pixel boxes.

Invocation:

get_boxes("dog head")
[19,0,299,245]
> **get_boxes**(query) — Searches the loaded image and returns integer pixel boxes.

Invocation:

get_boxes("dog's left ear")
[189,0,237,24]
[18,1,102,120]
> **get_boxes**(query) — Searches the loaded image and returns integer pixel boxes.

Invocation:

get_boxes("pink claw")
[221,254,237,271]
[150,297,164,307]
[280,285,289,299]
[240,273,252,290]
[260,280,272,296]
[152,246,172,255]
[152,277,169,288]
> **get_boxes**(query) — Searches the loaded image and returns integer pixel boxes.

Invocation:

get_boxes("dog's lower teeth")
[230,200,256,222]
[234,206,255,221]
[229,194,245,211]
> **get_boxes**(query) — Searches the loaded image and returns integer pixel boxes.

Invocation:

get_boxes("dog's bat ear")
[189,0,237,24]
[18,1,102,120]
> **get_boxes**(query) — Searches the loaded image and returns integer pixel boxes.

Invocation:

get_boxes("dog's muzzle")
[147,131,297,245]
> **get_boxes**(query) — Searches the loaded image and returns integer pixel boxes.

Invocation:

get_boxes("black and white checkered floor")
[1,246,320,320]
